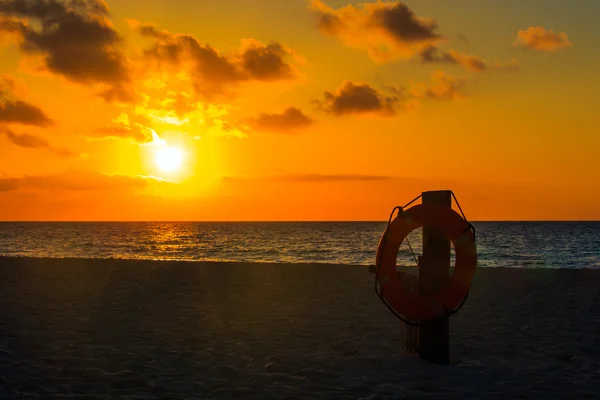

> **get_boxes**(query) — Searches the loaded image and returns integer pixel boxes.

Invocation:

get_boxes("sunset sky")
[1,0,599,221]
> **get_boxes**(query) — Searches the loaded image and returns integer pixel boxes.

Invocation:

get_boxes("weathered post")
[418,190,452,364]
[398,268,419,354]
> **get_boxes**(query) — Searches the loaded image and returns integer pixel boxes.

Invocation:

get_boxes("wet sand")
[1,256,599,399]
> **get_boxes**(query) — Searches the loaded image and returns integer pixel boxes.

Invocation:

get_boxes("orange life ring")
[376,204,477,322]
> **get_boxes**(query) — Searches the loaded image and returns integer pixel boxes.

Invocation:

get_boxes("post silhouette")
[418,190,451,364]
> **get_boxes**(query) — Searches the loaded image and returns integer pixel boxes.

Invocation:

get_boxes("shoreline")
[2,255,600,270]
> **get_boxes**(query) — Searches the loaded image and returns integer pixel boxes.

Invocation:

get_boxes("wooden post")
[399,267,419,355]
[418,190,452,364]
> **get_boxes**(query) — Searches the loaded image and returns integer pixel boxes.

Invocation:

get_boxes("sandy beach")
[1,257,599,399]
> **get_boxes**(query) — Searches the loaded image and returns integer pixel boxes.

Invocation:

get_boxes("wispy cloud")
[420,46,487,72]
[92,113,155,143]
[274,174,395,182]
[247,107,314,133]
[412,70,467,101]
[0,170,170,192]
[310,0,443,62]
[515,27,572,52]
[222,174,395,183]
[0,126,74,157]
[494,59,520,73]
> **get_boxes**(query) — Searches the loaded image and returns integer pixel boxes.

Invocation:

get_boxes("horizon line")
[1,220,599,223]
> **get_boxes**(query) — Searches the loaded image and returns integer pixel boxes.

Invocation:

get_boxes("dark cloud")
[515,26,572,52]
[241,41,294,80]
[132,21,296,99]
[371,2,439,42]
[0,75,53,126]
[0,0,131,99]
[420,46,487,72]
[0,170,167,192]
[0,15,27,34]
[0,126,74,156]
[316,81,400,116]
[0,0,109,18]
[248,107,314,133]
[0,99,53,126]
[420,45,455,63]
[310,0,442,61]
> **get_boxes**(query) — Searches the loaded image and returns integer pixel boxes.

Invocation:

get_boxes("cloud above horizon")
[0,0,132,101]
[420,46,488,72]
[92,112,155,143]
[494,59,520,73]
[0,126,74,156]
[515,26,572,52]
[132,21,298,100]
[0,170,169,192]
[247,107,314,133]
[420,47,521,74]
[0,98,53,126]
[412,70,467,101]
[275,173,394,182]
[222,173,395,183]
[0,75,53,126]
[310,0,443,62]
[316,81,402,116]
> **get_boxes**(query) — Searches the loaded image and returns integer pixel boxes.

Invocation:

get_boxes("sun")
[155,146,184,172]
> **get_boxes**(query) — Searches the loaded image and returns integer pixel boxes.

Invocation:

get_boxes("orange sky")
[0,0,599,221]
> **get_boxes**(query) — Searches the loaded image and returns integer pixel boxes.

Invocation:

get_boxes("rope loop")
[374,191,475,326]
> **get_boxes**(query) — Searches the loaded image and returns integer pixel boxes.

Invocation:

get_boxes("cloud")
[240,39,295,81]
[0,75,53,126]
[274,174,394,182]
[0,170,168,192]
[221,173,395,184]
[420,47,520,74]
[94,125,154,143]
[247,107,314,133]
[420,46,487,72]
[515,26,572,52]
[412,70,467,100]
[310,0,443,61]
[132,21,296,99]
[92,112,155,143]
[0,98,53,126]
[0,126,74,156]
[0,177,18,191]
[158,91,198,118]
[316,81,401,116]
[0,0,131,100]
[494,59,520,73]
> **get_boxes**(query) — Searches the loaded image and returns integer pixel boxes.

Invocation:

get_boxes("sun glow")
[155,147,184,172]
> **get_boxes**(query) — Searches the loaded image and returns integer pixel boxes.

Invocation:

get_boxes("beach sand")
[1,257,599,399]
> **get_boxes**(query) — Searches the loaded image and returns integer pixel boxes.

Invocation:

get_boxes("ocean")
[0,222,598,268]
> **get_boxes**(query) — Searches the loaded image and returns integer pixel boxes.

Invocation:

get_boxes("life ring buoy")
[376,204,477,322]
